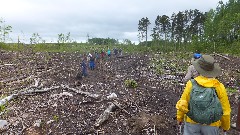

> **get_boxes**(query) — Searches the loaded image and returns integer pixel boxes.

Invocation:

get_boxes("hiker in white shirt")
[183,53,202,83]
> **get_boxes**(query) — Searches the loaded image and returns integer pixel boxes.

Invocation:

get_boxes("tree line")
[138,0,240,46]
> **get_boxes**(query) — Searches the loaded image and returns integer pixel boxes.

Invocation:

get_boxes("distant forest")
[138,0,240,46]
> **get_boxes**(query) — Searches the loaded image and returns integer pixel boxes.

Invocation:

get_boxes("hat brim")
[192,60,221,78]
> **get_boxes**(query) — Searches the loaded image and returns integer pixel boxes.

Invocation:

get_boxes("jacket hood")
[194,76,220,88]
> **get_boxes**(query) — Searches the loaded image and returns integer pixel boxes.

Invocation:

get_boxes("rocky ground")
[0,50,239,135]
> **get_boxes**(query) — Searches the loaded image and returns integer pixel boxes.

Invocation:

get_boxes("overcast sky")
[0,0,228,44]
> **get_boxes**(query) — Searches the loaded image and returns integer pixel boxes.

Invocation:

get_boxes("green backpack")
[186,79,223,125]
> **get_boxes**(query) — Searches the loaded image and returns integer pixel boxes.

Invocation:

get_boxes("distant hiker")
[183,53,202,83]
[119,48,122,55]
[101,50,105,59]
[176,55,231,135]
[88,53,92,57]
[81,59,87,77]
[89,56,95,70]
[114,48,118,55]
[87,52,92,61]
[95,51,99,60]
[107,49,111,57]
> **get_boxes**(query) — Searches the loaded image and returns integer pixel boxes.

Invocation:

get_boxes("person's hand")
[177,121,182,125]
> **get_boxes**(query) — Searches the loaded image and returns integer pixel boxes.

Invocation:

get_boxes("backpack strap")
[190,79,197,95]
[190,79,197,85]
[190,79,199,90]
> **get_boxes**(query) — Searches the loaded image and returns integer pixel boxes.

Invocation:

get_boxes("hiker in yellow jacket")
[176,55,231,135]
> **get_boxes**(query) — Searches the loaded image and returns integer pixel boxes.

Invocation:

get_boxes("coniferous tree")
[138,17,151,44]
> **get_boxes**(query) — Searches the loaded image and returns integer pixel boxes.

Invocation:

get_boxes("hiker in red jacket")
[101,50,105,59]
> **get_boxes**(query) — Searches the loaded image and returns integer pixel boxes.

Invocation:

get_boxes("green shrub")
[0,104,6,112]
[226,87,237,93]
[53,115,59,121]
[124,79,138,88]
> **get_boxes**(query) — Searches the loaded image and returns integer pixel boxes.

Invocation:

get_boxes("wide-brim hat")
[192,55,221,78]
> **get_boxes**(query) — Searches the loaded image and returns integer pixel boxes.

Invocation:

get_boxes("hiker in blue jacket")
[81,58,87,76]
[89,56,95,70]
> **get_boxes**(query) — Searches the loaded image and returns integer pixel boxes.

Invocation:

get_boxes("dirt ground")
[0,50,239,135]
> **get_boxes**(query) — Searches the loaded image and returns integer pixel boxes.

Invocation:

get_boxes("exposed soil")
[0,50,239,135]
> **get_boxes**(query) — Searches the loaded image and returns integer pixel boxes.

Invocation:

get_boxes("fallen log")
[61,84,100,99]
[0,86,60,107]
[94,102,118,127]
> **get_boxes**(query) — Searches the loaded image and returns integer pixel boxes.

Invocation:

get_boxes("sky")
[0,0,229,44]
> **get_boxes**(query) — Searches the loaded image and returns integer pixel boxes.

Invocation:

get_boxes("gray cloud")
[0,0,228,43]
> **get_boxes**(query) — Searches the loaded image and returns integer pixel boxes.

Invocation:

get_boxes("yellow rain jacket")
[176,76,231,131]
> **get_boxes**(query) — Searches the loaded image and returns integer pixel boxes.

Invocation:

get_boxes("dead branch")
[0,64,15,67]
[94,102,118,127]
[213,52,231,61]
[0,94,18,106]
[4,64,15,66]
[18,86,60,96]
[61,84,100,99]
[112,100,130,115]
